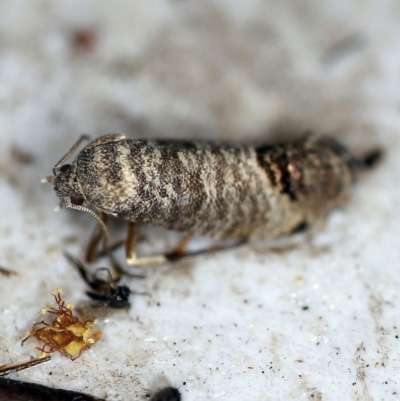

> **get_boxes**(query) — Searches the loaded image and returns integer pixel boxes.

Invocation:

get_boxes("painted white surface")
[0,1,399,400]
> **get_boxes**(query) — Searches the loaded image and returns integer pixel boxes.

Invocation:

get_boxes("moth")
[44,133,380,265]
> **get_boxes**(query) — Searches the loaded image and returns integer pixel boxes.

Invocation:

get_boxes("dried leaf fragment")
[22,289,101,360]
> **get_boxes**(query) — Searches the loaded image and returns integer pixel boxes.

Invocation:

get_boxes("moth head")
[42,135,110,242]
[53,163,86,209]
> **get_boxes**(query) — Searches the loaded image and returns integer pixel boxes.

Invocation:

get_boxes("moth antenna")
[53,134,91,174]
[66,203,110,243]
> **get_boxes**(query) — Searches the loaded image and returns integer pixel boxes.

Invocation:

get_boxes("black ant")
[64,253,131,309]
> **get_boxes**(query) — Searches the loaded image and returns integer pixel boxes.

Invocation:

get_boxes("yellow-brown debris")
[22,288,101,360]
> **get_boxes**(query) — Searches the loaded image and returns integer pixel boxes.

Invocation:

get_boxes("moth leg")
[125,222,167,266]
[89,239,125,261]
[126,223,245,266]
[165,238,246,261]
[85,212,109,263]
[165,233,192,260]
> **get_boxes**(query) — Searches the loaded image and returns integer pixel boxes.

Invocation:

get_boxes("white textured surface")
[0,1,399,400]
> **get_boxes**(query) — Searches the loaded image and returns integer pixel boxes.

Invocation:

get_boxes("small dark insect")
[71,29,97,53]
[43,134,381,266]
[64,252,131,308]
[0,357,104,401]
[0,266,17,277]
[149,387,181,401]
